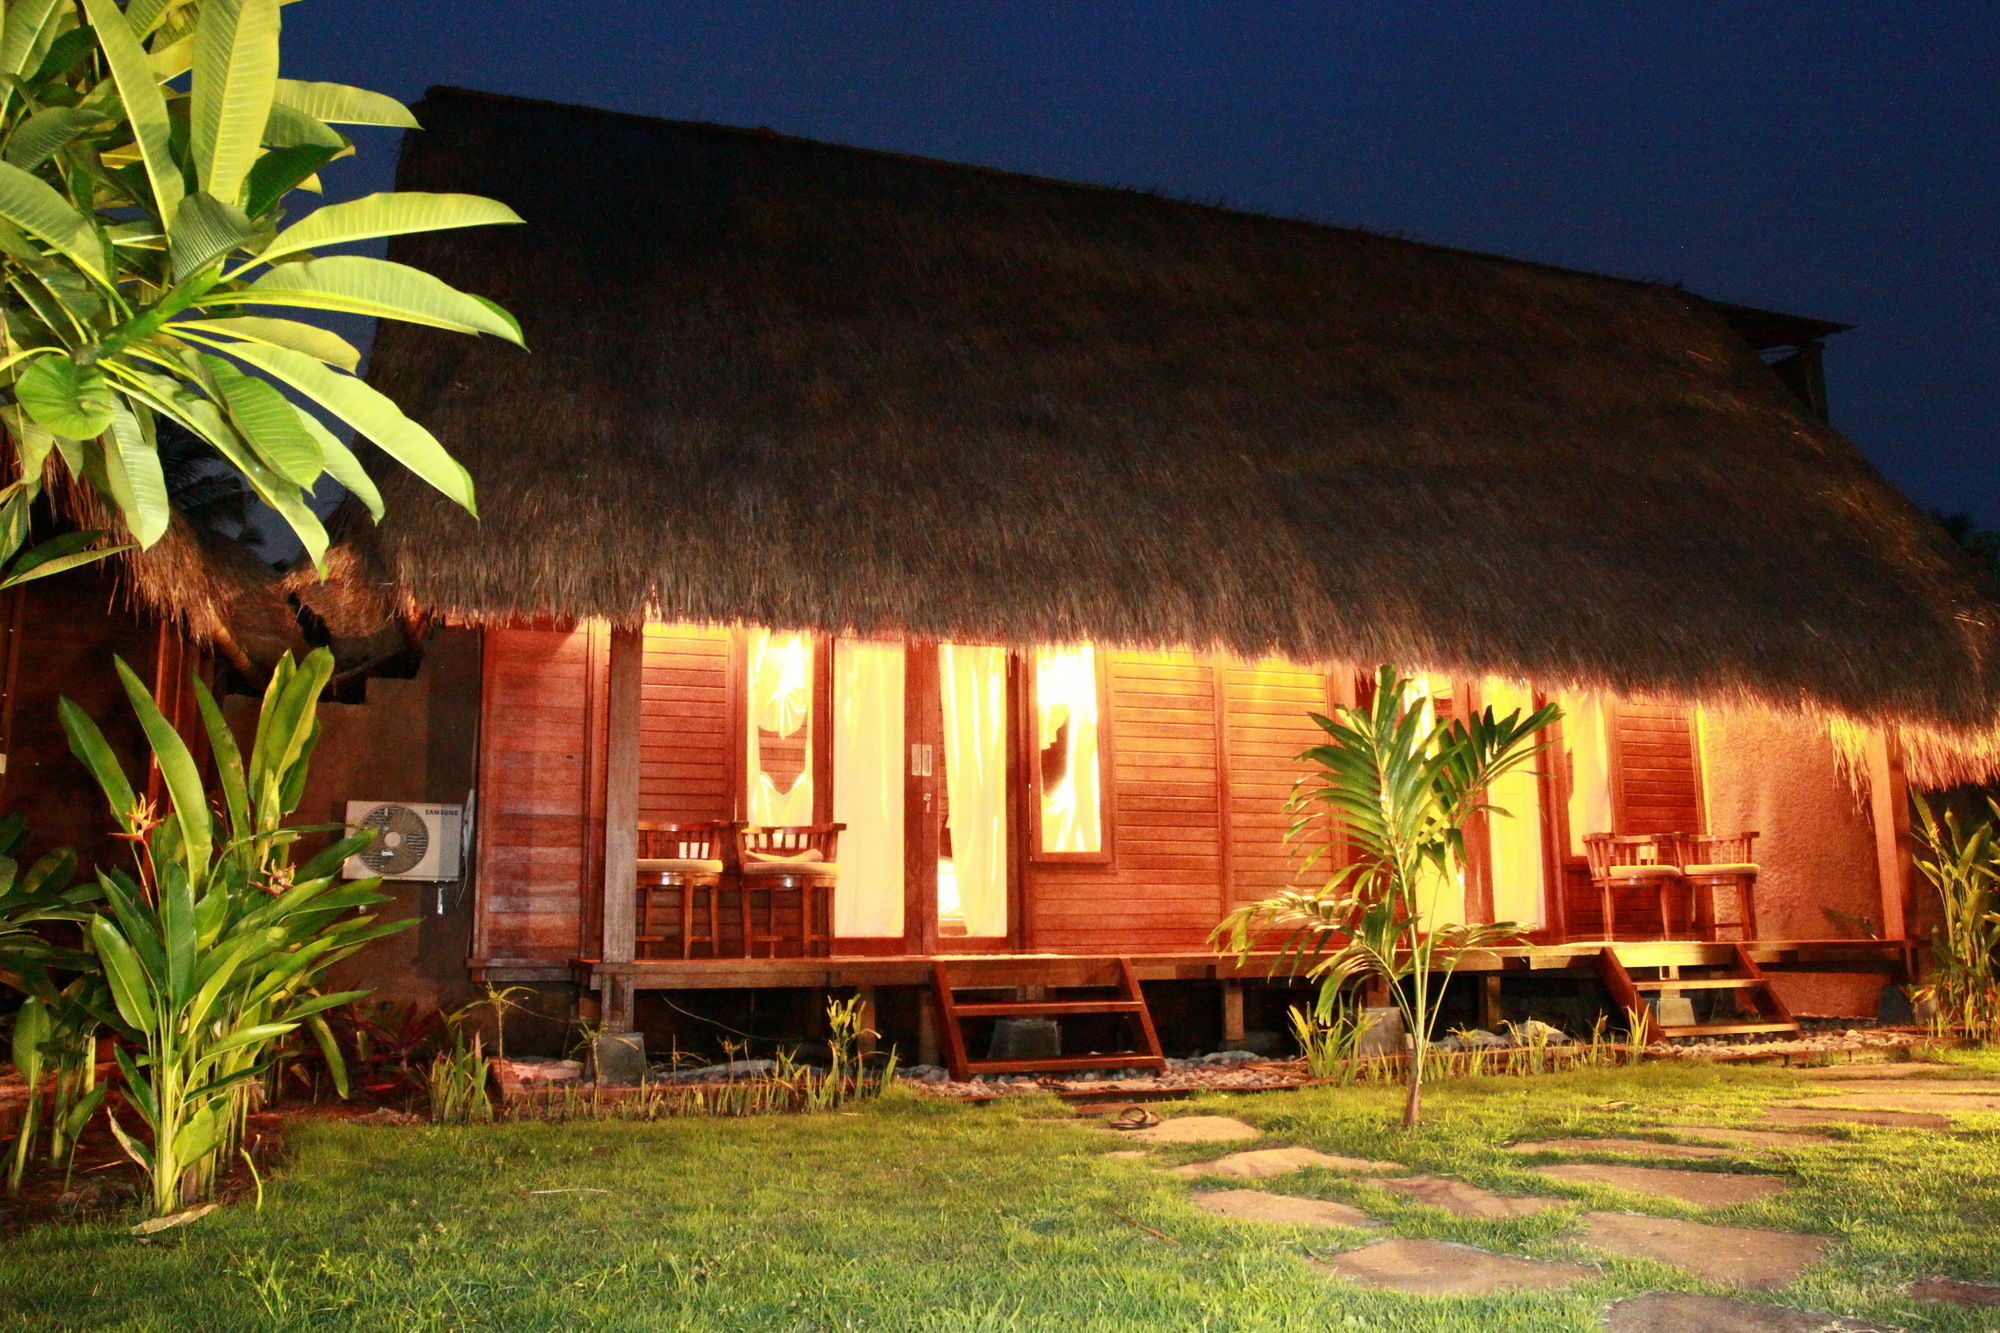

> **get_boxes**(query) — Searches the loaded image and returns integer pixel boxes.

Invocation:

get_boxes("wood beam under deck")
[561,938,1905,995]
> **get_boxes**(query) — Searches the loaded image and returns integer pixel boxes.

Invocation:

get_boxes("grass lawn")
[4,1056,1999,1332]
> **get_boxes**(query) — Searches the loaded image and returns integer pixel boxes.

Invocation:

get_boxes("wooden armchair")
[734,823,845,958]
[1581,832,1692,941]
[635,822,729,959]
[1672,831,1761,942]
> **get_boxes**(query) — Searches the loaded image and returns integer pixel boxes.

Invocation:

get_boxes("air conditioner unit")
[342,801,464,881]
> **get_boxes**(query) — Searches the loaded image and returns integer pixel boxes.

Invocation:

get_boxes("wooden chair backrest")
[638,821,727,861]
[1582,832,1679,879]
[1674,831,1758,866]
[738,823,845,861]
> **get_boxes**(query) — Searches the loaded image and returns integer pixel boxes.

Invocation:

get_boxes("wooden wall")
[636,624,735,825]
[1611,700,1702,836]
[472,624,607,967]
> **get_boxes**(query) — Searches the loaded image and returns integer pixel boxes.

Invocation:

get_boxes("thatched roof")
[356,87,2000,763]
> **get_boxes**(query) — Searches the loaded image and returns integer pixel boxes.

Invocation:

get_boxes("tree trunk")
[1403,1038,1423,1127]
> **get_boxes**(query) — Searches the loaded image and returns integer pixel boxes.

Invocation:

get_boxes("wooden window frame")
[1021,645,1116,867]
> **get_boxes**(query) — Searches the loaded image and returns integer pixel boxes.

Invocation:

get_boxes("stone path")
[1800,1063,1957,1081]
[1365,1173,1566,1218]
[1909,1276,2000,1307]
[1115,1114,1263,1144]
[1790,1089,2000,1115]
[1193,1189,1377,1228]
[1576,1211,1830,1288]
[1168,1146,1403,1179]
[1316,1237,1594,1296]
[1603,1293,1886,1331]
[1506,1137,1740,1161]
[1664,1125,1838,1149]
[1762,1105,1950,1131]
[1533,1162,1789,1207]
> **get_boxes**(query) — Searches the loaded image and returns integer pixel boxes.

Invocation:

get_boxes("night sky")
[288,2,1998,527]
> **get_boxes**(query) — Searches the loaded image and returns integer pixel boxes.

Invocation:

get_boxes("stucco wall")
[1698,707,1882,1016]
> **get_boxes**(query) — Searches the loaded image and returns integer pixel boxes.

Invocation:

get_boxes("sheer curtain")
[939,645,1009,938]
[832,641,905,937]
[1482,677,1546,927]
[1034,646,1102,852]
[1562,691,1615,852]
[745,630,814,825]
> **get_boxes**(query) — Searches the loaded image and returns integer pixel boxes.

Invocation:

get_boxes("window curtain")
[1482,677,1545,927]
[939,645,1009,938]
[1400,674,1465,928]
[832,641,905,937]
[745,630,814,826]
[1561,691,1614,853]
[1035,646,1102,852]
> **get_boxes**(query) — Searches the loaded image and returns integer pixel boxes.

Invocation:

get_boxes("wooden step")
[1654,1022,1799,1038]
[1628,977,1759,991]
[950,999,1149,1018]
[931,957,1167,1082]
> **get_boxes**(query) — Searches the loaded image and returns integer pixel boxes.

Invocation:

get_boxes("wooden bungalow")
[285,88,2000,1069]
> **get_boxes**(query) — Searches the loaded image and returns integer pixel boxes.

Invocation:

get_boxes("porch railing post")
[600,625,643,965]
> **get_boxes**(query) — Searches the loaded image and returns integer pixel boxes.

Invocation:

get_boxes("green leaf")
[271,78,417,128]
[4,105,107,171]
[114,655,212,876]
[225,255,525,343]
[167,190,253,281]
[259,191,523,265]
[0,403,58,484]
[260,100,347,151]
[297,411,382,518]
[90,914,154,1033]
[216,341,476,513]
[0,0,64,80]
[17,355,116,440]
[241,142,340,218]
[0,529,126,591]
[0,160,109,282]
[81,0,184,219]
[166,314,360,371]
[190,0,281,205]
[101,401,172,545]
[203,352,321,487]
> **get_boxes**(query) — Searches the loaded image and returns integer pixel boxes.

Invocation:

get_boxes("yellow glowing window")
[745,630,815,825]
[1032,645,1105,856]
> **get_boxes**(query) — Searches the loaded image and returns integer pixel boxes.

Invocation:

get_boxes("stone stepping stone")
[1316,1237,1594,1296]
[1534,1163,1788,1208]
[1506,1137,1739,1161]
[1577,1211,1830,1288]
[1763,1105,1950,1131]
[1666,1126,1838,1150]
[1604,1293,1887,1331]
[1114,1114,1263,1144]
[1798,1063,1957,1081]
[1102,1149,1148,1160]
[1909,1276,2000,1307]
[1366,1174,1565,1218]
[1193,1189,1378,1228]
[1169,1147,1403,1179]
[1791,1090,2000,1115]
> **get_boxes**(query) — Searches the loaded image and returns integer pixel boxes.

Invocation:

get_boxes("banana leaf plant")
[0,0,523,572]
[1215,665,1559,1127]
[61,645,408,1214]
[1909,792,2000,1042]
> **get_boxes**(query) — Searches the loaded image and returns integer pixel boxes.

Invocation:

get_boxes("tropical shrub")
[1910,792,2000,1043]
[1215,665,1558,1127]
[60,646,406,1214]
[0,0,523,572]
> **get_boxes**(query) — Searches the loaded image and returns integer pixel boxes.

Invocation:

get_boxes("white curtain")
[1402,674,1465,928]
[832,641,905,937]
[1562,691,1615,853]
[745,630,814,826]
[940,645,1009,938]
[1035,646,1103,852]
[1482,677,1546,927]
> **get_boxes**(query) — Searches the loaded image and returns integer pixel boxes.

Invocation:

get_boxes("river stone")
[1367,1174,1565,1218]
[1763,1105,1950,1131]
[1577,1212,1831,1288]
[1316,1237,1593,1295]
[1506,1137,1739,1161]
[1604,1293,1887,1332]
[1534,1162,1789,1207]
[1117,1114,1264,1144]
[1665,1126,1838,1149]
[1193,1189,1377,1228]
[1169,1147,1403,1179]
[1909,1276,2000,1307]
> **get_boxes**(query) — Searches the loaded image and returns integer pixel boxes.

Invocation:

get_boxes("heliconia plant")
[0,0,524,571]
[61,646,409,1215]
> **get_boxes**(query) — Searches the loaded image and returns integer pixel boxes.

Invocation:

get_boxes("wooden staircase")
[931,957,1168,1082]
[1598,942,1801,1043]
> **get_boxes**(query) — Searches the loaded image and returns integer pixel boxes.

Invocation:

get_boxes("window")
[1029,645,1108,859]
[744,630,815,825]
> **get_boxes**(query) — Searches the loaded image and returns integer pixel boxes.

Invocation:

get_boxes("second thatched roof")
[351,87,2000,747]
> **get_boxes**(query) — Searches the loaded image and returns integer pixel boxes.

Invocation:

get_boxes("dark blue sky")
[288,1,1999,526]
